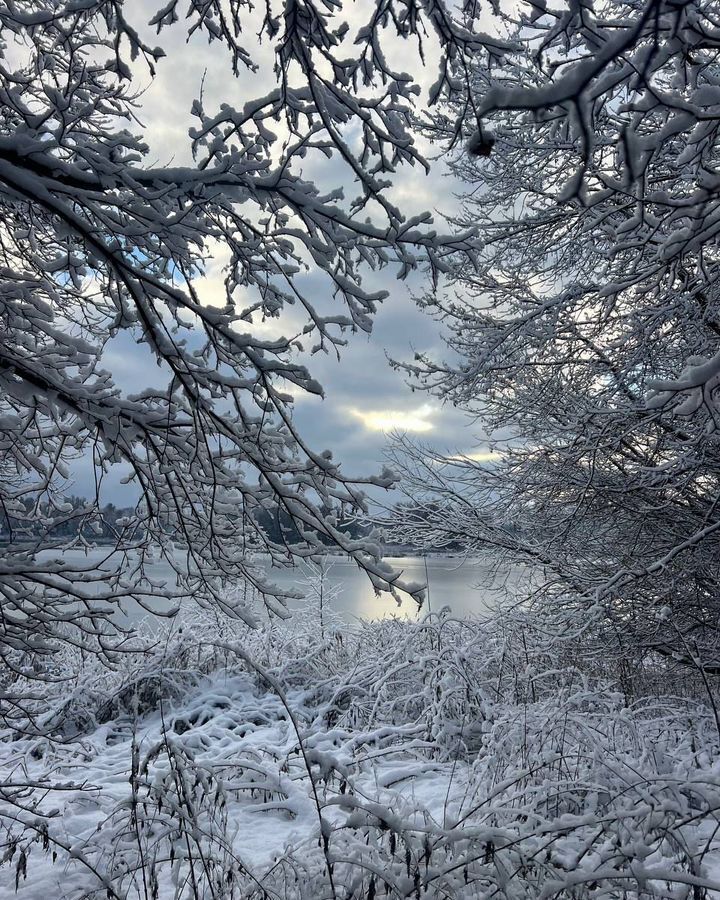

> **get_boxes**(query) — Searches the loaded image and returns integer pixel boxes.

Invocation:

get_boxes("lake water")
[37,549,521,622]
[263,555,519,620]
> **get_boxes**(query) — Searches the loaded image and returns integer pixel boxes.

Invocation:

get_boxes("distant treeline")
[0,497,138,544]
[1,497,467,553]
[252,506,370,547]
[0,497,371,548]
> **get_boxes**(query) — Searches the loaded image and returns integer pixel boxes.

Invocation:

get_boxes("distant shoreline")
[1,539,472,561]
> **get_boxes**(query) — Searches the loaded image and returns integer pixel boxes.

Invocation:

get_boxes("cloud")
[464,450,502,463]
[441,449,502,466]
[349,403,436,434]
[78,4,490,504]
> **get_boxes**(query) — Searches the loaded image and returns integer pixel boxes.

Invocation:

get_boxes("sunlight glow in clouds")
[349,403,436,433]
[463,450,502,463]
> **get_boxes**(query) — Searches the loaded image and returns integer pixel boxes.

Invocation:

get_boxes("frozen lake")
[35,548,521,622]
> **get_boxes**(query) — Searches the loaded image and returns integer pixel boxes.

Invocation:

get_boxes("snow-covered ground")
[2,608,720,899]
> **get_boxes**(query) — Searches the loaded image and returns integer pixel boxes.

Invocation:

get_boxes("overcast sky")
[92,2,492,505]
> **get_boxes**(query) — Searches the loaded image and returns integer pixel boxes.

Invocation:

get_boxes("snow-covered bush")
[3,605,720,898]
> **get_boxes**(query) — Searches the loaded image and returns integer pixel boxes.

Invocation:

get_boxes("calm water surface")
[271,555,519,620]
[39,549,520,622]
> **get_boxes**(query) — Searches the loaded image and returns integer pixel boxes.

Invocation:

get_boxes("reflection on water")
[36,549,519,622]
[279,555,517,621]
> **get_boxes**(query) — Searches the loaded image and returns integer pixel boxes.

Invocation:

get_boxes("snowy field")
[2,607,720,899]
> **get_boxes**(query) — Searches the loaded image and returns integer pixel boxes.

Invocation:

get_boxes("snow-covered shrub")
[3,604,720,898]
